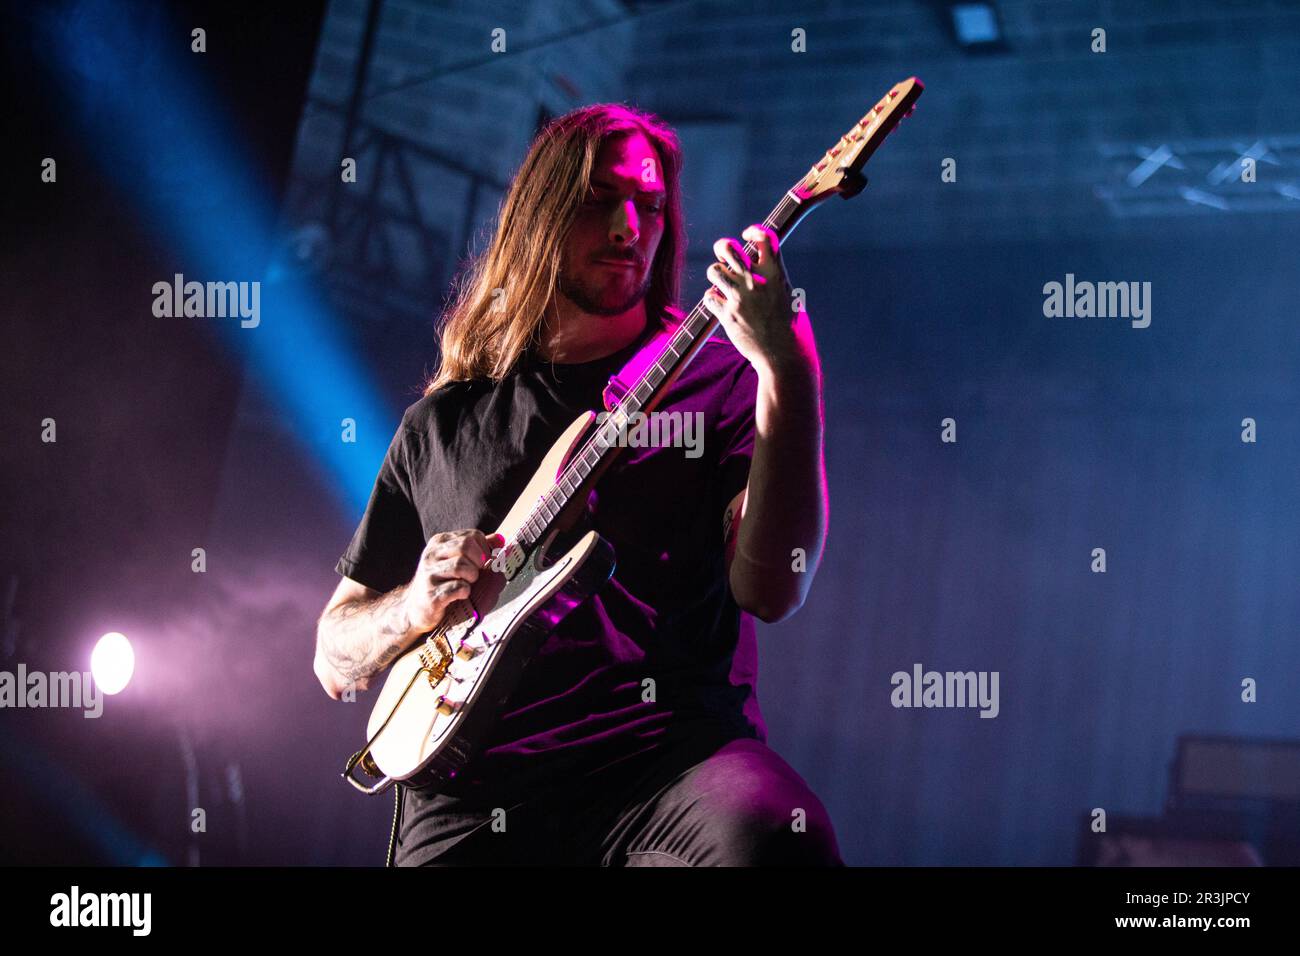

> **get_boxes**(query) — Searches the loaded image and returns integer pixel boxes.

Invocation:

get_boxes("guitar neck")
[511,76,924,553]
[512,186,817,554]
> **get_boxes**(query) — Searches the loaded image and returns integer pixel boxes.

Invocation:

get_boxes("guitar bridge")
[417,599,480,685]
[417,633,454,685]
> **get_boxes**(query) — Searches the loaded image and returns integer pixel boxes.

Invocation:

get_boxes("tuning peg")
[838,170,868,198]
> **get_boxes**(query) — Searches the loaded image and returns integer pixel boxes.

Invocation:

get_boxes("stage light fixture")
[91,631,134,695]
[951,3,1000,47]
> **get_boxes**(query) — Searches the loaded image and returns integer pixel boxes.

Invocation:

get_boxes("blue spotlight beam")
[41,0,393,512]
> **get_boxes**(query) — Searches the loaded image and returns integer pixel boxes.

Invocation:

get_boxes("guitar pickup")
[434,694,464,717]
[443,601,480,642]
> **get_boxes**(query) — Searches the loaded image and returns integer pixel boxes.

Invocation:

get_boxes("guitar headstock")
[794,76,924,204]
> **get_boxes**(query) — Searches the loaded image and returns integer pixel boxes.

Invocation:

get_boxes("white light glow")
[91,631,135,695]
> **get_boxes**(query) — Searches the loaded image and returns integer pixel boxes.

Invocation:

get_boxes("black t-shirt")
[335,316,766,798]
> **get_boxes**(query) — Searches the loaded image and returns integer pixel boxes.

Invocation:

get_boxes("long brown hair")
[423,104,685,394]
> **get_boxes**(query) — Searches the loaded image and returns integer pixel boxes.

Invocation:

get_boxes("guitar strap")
[601,316,677,413]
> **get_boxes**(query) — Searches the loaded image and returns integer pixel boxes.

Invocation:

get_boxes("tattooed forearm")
[316,530,495,698]
[316,585,419,688]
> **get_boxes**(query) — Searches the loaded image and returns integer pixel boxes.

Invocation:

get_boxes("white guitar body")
[344,411,616,794]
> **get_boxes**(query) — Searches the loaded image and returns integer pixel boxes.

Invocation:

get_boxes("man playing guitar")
[314,103,842,866]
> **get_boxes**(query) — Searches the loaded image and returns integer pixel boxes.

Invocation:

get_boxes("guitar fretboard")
[513,188,808,553]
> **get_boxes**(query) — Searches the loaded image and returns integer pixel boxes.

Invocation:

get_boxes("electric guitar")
[343,76,924,795]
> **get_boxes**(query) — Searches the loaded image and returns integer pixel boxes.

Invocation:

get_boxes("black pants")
[394,732,844,866]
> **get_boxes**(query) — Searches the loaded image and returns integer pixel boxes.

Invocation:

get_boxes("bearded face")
[556,131,666,318]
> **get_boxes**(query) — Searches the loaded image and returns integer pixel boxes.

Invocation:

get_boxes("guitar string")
[419,191,802,653]
[515,191,803,549]
[400,98,910,717]
[417,109,895,640]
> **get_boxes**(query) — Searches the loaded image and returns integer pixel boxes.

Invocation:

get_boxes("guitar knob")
[435,695,462,716]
